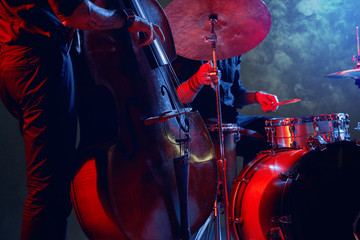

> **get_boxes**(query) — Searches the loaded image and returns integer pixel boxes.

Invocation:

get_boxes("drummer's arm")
[176,74,203,104]
[237,91,258,105]
[176,63,213,104]
[236,91,279,112]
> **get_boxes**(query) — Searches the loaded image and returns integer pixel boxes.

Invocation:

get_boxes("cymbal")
[325,67,360,79]
[164,0,271,61]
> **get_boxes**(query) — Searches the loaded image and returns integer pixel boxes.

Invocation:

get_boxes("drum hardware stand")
[203,15,231,240]
[267,226,286,240]
[194,212,215,239]
[352,26,360,94]
[352,26,360,69]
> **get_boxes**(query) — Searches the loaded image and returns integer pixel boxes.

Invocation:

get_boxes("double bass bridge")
[144,107,192,126]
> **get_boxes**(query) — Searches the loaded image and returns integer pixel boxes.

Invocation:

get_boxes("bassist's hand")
[128,16,165,47]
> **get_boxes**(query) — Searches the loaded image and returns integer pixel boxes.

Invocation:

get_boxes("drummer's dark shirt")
[173,55,259,126]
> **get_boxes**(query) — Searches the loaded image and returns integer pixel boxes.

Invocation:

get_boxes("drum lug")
[289,124,296,148]
[234,132,241,143]
[355,122,360,132]
[241,177,249,184]
[271,215,292,224]
[333,121,341,141]
[229,217,243,225]
[278,172,298,181]
[266,126,278,149]
[290,141,297,148]
[258,149,276,156]
[306,136,327,151]
[233,176,249,184]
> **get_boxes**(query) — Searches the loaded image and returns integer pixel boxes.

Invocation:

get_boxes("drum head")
[281,141,360,240]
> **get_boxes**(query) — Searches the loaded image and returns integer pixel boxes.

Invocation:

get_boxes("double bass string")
[134,0,192,110]
[131,0,192,160]
[131,0,191,110]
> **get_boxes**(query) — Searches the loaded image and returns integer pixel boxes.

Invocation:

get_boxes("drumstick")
[272,98,301,107]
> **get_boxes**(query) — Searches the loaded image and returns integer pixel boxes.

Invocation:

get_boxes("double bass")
[71,0,218,239]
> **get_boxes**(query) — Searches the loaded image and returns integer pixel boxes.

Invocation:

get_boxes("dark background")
[0,0,359,239]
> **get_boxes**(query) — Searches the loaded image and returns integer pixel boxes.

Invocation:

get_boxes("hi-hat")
[164,0,271,61]
[325,67,360,80]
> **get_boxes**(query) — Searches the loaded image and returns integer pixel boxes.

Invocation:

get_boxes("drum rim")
[228,148,305,239]
[265,113,349,126]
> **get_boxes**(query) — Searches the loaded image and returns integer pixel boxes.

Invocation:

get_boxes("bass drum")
[229,140,360,240]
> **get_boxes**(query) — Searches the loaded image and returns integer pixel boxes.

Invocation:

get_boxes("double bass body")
[71,0,218,239]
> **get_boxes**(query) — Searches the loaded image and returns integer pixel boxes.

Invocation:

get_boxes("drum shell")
[207,124,241,194]
[265,113,350,149]
[266,119,313,148]
[229,148,307,240]
[229,140,360,240]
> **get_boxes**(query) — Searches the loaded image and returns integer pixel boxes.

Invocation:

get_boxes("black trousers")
[0,41,76,240]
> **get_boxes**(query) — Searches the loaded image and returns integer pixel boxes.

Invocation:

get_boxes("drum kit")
[165,0,360,239]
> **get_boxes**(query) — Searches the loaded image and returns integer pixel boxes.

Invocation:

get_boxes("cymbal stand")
[352,26,360,68]
[352,26,360,94]
[205,16,231,240]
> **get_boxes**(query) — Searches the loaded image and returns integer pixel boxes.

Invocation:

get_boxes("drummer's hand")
[195,63,221,86]
[256,91,279,112]
[195,63,213,85]
[128,16,165,47]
